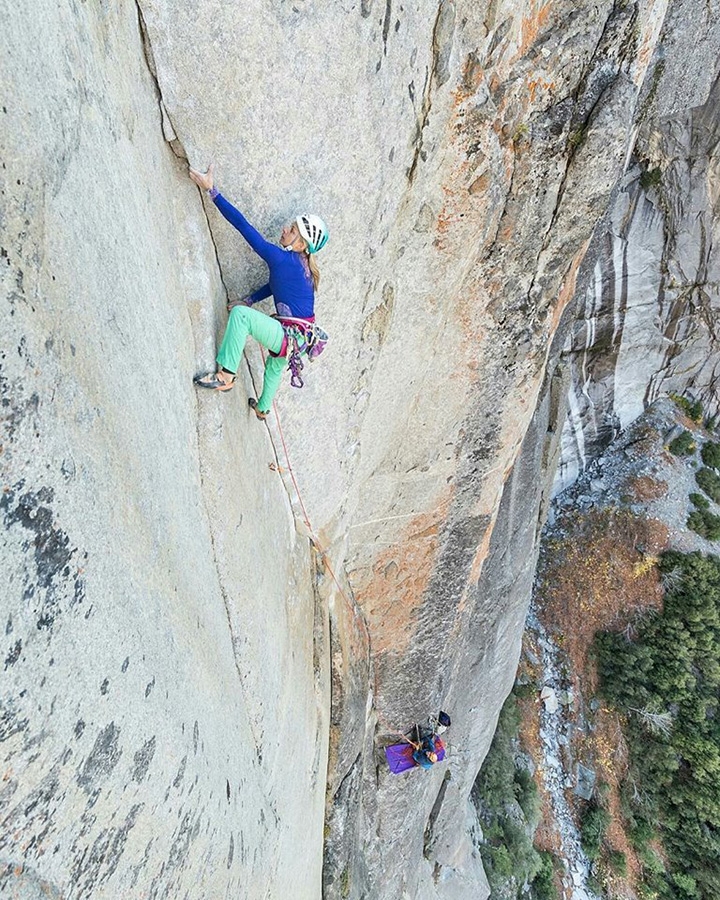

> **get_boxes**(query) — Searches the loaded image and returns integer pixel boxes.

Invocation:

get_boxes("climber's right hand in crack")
[189,162,214,192]
[227,297,250,312]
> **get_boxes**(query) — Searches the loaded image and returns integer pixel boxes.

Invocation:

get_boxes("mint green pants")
[216,306,286,413]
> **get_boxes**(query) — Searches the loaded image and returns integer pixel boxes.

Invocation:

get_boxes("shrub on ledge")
[668,430,696,456]
[696,467,720,503]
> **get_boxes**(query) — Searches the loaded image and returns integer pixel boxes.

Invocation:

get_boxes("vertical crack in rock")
[134,1,185,161]
[521,0,647,313]
[194,205,231,303]
[310,552,327,799]
[484,153,517,261]
[322,552,374,897]
[422,769,450,859]
[132,2,284,752]
[407,0,456,184]
[539,1,641,247]
[132,0,265,763]
[185,393,270,767]
[133,0,230,302]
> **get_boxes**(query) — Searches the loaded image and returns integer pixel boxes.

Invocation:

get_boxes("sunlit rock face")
[2,1,720,898]
[1,3,327,898]
[556,10,720,492]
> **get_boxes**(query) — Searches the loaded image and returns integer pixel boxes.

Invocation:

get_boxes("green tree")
[688,508,720,540]
[669,430,696,456]
[700,441,720,469]
[595,551,720,899]
[579,802,611,860]
[695,468,720,503]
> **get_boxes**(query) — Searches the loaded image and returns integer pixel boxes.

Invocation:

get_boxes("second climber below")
[189,163,328,420]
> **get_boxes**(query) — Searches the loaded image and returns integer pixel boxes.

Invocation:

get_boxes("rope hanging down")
[253,349,415,747]
[254,348,367,633]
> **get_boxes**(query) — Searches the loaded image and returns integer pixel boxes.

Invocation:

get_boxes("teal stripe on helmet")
[297,214,328,254]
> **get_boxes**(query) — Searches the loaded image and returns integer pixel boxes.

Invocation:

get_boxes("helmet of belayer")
[297,214,329,254]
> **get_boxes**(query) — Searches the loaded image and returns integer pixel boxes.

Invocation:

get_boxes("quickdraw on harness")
[271,316,329,389]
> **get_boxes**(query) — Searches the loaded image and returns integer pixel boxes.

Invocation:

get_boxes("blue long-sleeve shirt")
[412,735,438,769]
[211,191,315,319]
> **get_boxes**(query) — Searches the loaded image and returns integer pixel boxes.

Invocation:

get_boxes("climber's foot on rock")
[194,370,235,392]
[248,398,268,421]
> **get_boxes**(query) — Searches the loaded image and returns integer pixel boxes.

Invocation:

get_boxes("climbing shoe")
[193,371,235,392]
[248,398,268,421]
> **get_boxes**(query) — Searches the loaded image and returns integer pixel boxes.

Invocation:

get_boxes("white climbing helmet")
[297,214,328,254]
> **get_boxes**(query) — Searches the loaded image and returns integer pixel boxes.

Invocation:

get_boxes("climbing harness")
[271,316,329,389]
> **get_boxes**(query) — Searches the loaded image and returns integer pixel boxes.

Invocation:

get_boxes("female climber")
[189,164,328,420]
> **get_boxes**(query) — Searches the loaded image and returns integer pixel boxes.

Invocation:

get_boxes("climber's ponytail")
[307,252,320,291]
